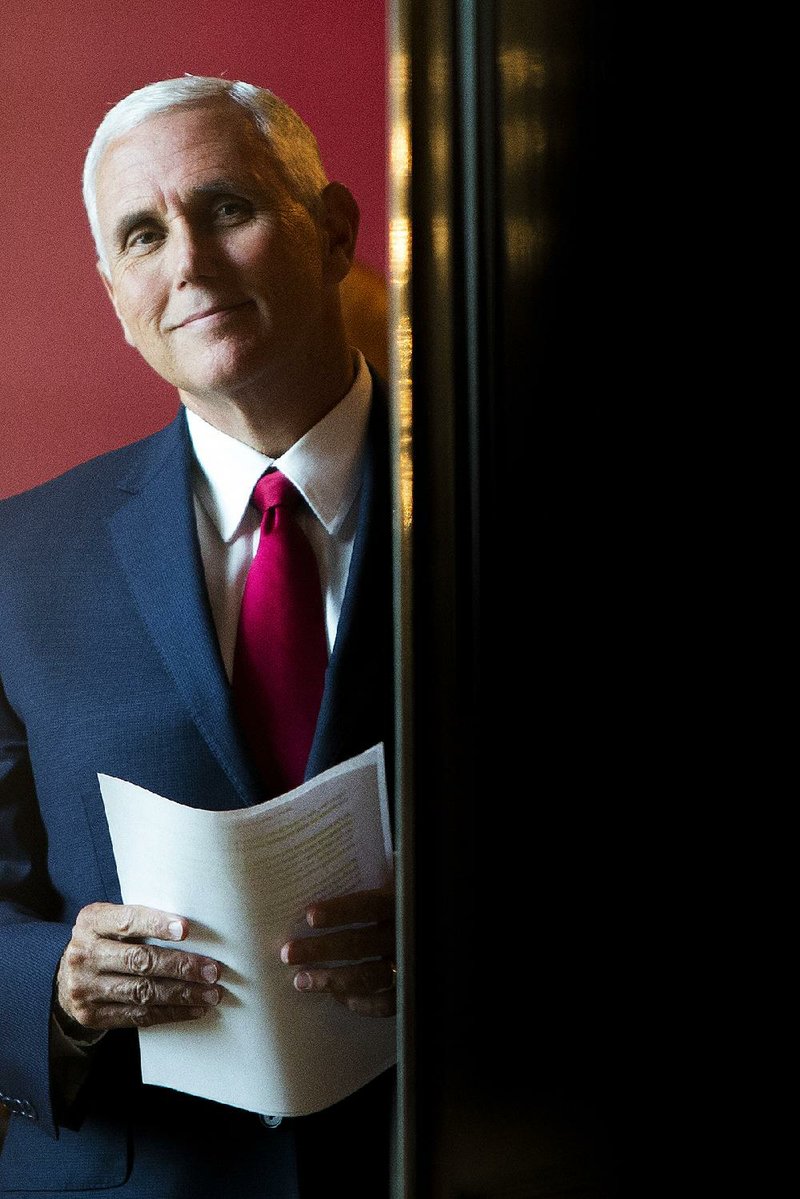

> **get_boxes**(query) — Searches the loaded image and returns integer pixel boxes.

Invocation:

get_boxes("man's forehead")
[96,101,275,202]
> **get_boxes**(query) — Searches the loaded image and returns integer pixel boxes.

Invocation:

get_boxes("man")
[0,76,395,1198]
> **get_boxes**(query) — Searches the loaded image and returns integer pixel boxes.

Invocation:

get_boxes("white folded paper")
[98,744,396,1116]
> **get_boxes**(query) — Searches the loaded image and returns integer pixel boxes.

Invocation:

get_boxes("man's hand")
[280,887,396,1017]
[56,903,223,1031]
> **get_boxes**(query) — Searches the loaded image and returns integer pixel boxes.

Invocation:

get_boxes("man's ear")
[320,183,360,283]
[97,262,135,346]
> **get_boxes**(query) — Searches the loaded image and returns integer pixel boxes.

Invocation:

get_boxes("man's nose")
[169,221,219,287]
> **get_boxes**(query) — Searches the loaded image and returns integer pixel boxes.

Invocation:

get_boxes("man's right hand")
[56,903,223,1031]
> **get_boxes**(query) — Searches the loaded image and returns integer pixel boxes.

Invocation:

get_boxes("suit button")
[259,1114,283,1129]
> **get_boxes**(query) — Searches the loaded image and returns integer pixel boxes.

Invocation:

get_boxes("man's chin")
[168,350,273,404]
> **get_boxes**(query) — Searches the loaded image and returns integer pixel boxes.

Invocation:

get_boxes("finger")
[79,1003,211,1031]
[81,974,222,1010]
[71,937,221,985]
[76,902,189,943]
[305,888,394,929]
[335,992,397,1018]
[281,923,393,965]
[292,959,395,997]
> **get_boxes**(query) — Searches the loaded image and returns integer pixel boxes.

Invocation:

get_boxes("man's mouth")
[173,300,252,329]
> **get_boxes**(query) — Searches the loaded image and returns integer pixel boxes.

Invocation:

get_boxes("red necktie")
[232,470,328,797]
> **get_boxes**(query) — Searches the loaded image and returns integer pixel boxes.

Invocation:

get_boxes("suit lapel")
[106,411,260,809]
[307,378,394,785]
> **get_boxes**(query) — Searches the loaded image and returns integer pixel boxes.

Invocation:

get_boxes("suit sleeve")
[0,676,73,1140]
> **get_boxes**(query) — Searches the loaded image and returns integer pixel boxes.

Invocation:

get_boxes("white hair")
[83,75,329,271]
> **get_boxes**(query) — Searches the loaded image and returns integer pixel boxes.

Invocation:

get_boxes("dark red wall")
[1,0,386,498]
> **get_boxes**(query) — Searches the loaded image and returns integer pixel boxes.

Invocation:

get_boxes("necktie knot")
[252,470,298,517]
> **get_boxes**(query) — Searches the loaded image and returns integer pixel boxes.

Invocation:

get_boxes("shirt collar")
[186,351,373,543]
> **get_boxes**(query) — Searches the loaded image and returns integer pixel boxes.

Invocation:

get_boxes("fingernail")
[201,964,218,983]
[168,921,183,940]
[203,989,219,1005]
[280,944,291,964]
[294,972,312,992]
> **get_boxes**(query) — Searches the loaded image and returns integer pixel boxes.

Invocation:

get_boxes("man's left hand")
[280,887,396,1017]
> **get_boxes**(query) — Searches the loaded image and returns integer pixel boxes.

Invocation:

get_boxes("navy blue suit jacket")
[0,386,394,1197]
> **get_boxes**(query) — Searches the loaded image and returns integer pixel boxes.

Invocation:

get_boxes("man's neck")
[179,342,356,458]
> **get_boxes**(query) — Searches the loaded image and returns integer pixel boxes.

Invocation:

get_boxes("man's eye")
[215,200,249,220]
[126,228,161,251]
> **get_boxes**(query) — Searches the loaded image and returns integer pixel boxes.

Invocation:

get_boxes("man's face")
[95,102,339,403]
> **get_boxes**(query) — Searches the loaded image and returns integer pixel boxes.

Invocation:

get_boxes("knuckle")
[145,911,162,937]
[77,902,102,930]
[129,1006,152,1028]
[126,945,155,975]
[176,954,192,980]
[117,905,136,935]
[71,978,90,1002]
[132,978,154,1005]
[64,942,83,970]
[109,978,128,1001]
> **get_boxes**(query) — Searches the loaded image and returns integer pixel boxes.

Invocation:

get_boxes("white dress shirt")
[186,350,373,680]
